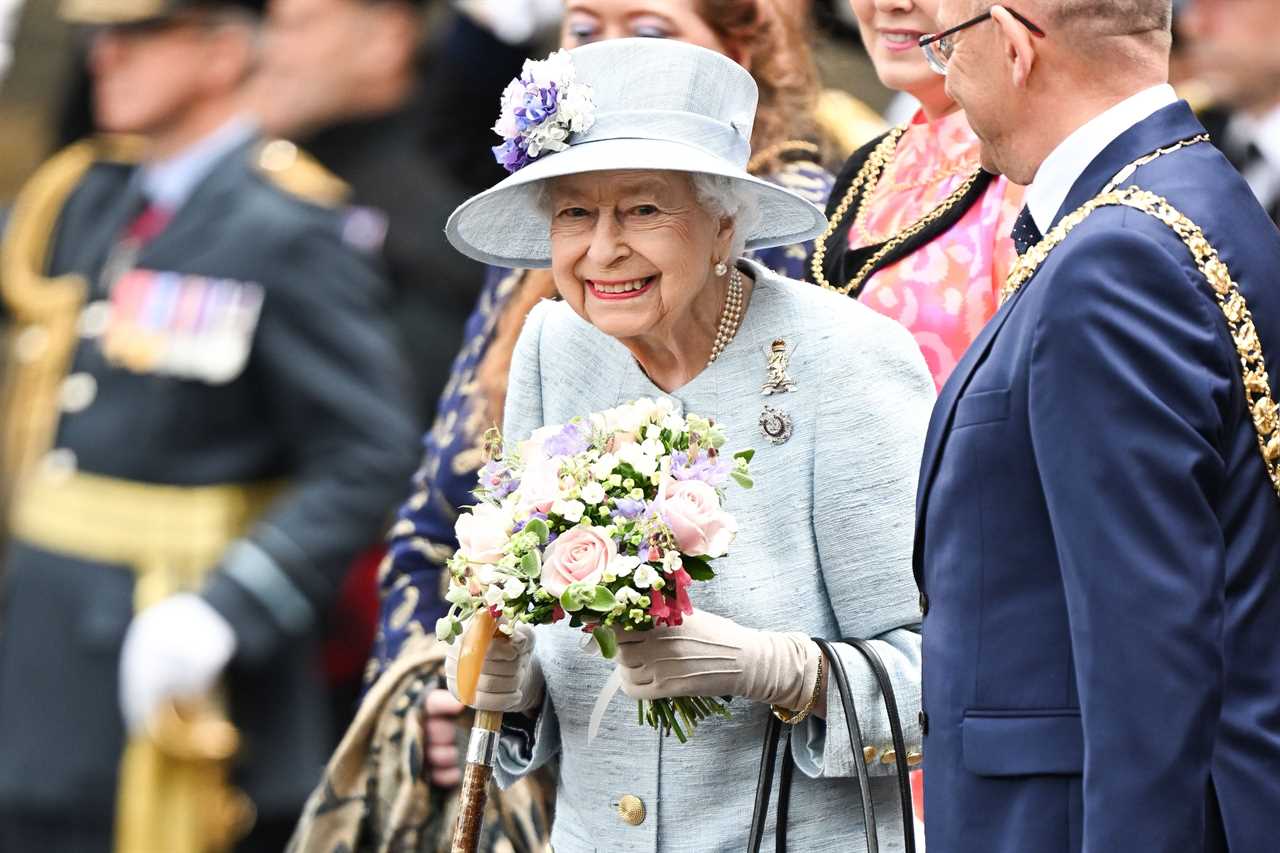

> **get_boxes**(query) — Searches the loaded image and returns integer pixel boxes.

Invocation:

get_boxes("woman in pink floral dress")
[811,0,1023,389]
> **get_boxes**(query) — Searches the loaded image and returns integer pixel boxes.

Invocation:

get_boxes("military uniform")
[0,123,419,850]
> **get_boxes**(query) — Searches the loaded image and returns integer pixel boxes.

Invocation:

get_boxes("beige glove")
[444,622,544,713]
[615,609,821,711]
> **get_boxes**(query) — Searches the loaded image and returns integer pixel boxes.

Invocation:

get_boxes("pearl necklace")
[707,266,744,367]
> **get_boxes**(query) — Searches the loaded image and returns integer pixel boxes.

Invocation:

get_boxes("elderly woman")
[442,38,933,851]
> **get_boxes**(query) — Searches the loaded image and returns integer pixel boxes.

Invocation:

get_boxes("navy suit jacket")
[917,102,1280,853]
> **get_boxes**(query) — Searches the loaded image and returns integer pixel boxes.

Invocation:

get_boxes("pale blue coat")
[497,261,934,852]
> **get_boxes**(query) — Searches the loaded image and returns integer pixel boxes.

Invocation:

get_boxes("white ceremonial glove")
[456,0,563,45]
[615,609,821,711]
[119,593,237,734]
[444,622,544,713]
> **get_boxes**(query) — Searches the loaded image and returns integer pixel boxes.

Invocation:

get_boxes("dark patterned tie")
[1011,205,1043,255]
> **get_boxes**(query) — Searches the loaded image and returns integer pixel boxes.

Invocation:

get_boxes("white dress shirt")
[1024,84,1179,233]
[138,115,257,211]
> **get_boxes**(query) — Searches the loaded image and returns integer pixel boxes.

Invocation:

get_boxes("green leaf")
[587,586,618,613]
[593,626,618,659]
[734,449,755,464]
[731,471,754,489]
[682,555,716,581]
[561,586,585,613]
[520,550,541,578]
[523,518,550,544]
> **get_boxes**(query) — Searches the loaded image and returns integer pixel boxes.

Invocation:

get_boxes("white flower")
[590,452,618,480]
[617,442,658,478]
[483,584,505,607]
[661,551,683,574]
[503,575,527,601]
[580,482,607,505]
[615,586,643,605]
[551,499,586,523]
[610,554,641,578]
[632,563,661,589]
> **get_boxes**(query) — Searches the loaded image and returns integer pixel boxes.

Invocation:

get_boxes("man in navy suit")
[916,2,1280,851]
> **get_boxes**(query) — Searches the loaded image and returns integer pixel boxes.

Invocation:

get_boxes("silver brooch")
[759,405,793,445]
[761,339,797,396]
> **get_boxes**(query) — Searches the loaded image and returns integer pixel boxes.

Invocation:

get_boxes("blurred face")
[548,170,731,344]
[89,17,223,134]
[261,0,390,132]
[561,0,728,55]
[1180,0,1280,111]
[849,0,951,111]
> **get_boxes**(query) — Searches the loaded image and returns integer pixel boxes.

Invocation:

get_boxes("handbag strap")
[748,638,880,853]
[844,637,917,853]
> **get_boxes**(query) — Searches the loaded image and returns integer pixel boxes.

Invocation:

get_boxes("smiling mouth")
[881,30,924,50]
[587,276,657,300]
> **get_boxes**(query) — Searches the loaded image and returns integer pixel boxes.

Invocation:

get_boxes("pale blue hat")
[444,38,828,269]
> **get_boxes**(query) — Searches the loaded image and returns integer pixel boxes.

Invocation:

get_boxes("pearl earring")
[714,261,728,277]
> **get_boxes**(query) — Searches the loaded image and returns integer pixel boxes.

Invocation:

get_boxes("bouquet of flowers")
[437,397,753,741]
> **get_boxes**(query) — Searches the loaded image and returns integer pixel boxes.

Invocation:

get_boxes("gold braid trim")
[811,125,982,296]
[0,141,99,490]
[1001,182,1280,501]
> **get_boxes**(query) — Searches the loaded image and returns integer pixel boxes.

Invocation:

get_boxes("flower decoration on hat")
[491,50,597,174]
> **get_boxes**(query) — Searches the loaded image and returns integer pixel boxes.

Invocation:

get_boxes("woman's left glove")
[615,609,821,711]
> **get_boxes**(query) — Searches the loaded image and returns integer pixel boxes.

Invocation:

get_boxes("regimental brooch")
[761,339,797,395]
[759,405,793,445]
[759,338,795,445]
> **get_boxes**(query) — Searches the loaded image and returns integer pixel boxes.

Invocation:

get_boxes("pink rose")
[660,479,737,558]
[540,525,617,598]
[455,502,514,564]
[517,446,562,514]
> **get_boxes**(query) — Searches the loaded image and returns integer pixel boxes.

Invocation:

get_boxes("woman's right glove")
[444,621,544,713]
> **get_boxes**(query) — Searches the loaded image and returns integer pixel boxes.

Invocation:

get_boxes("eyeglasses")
[918,6,1046,75]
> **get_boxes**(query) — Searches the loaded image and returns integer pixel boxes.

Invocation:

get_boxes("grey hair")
[688,172,760,263]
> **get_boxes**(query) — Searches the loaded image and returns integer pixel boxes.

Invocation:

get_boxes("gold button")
[617,794,645,826]
[906,751,923,767]
[880,749,898,765]
[259,139,298,172]
[863,746,877,764]
[41,448,78,483]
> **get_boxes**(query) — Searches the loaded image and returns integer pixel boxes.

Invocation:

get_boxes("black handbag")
[748,637,917,853]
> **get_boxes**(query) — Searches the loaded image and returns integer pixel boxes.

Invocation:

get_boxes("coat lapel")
[911,100,1211,588]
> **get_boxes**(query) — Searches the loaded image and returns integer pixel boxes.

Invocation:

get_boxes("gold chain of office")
[1000,134,1280,500]
[811,125,983,296]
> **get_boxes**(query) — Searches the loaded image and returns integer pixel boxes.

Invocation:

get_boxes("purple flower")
[612,498,647,520]
[492,139,531,172]
[671,449,732,486]
[543,422,589,457]
[478,460,519,499]
[516,83,558,130]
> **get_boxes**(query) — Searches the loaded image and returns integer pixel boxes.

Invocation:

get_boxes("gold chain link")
[811,126,984,296]
[999,136,1279,500]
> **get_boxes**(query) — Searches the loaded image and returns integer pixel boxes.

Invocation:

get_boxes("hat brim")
[444,138,829,270]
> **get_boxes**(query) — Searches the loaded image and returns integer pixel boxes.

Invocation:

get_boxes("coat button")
[863,746,877,764]
[918,711,929,736]
[59,373,98,413]
[617,794,645,826]
[78,301,112,339]
[880,749,898,765]
[919,591,929,616]
[906,751,923,767]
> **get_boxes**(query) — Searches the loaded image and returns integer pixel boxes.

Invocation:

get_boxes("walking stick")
[451,609,503,853]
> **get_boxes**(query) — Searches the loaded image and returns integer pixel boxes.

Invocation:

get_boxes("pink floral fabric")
[851,109,1023,389]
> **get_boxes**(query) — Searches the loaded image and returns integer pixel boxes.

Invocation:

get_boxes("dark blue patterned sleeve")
[363,267,523,688]
[748,161,835,280]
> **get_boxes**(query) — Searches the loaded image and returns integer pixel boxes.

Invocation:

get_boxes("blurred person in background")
[0,0,418,850]
[367,0,840,788]
[257,0,484,426]
[0,0,21,85]
[809,0,1023,391]
[1179,0,1280,225]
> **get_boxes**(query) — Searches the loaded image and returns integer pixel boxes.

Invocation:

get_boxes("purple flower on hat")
[491,50,596,174]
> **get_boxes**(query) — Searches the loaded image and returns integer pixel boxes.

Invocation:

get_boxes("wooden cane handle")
[457,609,498,707]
